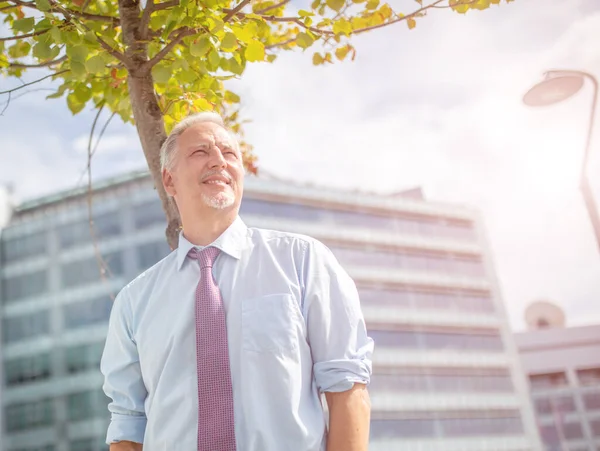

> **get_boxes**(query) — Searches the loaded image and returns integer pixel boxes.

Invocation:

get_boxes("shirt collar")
[176,216,249,271]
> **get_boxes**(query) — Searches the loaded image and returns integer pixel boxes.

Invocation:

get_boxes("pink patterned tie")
[189,247,237,451]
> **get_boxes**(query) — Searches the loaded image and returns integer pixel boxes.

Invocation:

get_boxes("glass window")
[10,445,55,451]
[137,241,170,270]
[370,417,522,439]
[2,270,48,303]
[369,329,503,352]
[534,396,576,416]
[1,231,47,264]
[369,374,430,392]
[430,374,513,393]
[577,367,600,386]
[590,418,600,437]
[357,288,412,307]
[63,297,112,329]
[69,439,95,451]
[240,198,477,242]
[58,211,121,249]
[369,330,420,348]
[2,310,50,344]
[539,424,559,446]
[66,390,110,422]
[582,392,600,411]
[357,287,495,313]
[5,398,54,432]
[330,245,483,278]
[440,417,523,436]
[133,200,165,229]
[370,372,513,393]
[561,422,583,440]
[370,419,436,438]
[529,372,569,391]
[4,352,52,386]
[65,342,105,374]
[60,252,123,288]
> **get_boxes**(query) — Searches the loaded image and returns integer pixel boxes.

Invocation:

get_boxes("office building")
[516,301,600,451]
[0,170,542,450]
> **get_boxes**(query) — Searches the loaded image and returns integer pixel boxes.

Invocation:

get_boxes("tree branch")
[223,0,252,22]
[255,0,290,15]
[0,70,68,95]
[265,37,295,49]
[95,34,131,66]
[0,3,19,11]
[139,0,179,41]
[9,55,67,68]
[0,28,51,42]
[85,103,117,300]
[0,92,11,116]
[7,0,120,23]
[143,26,197,70]
[225,0,447,36]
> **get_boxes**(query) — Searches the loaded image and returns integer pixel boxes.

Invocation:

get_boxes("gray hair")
[160,112,237,171]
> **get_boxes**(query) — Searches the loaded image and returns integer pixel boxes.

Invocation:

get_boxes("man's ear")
[163,168,176,197]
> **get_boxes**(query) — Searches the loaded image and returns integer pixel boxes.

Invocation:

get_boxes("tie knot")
[188,246,221,269]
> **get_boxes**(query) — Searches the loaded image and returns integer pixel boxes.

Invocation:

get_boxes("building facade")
[0,171,542,451]
[516,305,600,451]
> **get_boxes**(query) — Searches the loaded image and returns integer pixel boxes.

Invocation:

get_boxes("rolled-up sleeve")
[302,240,374,393]
[100,286,147,444]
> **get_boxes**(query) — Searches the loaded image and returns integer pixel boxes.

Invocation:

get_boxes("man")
[100,112,374,451]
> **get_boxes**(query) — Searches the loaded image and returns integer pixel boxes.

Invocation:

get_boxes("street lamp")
[523,70,600,253]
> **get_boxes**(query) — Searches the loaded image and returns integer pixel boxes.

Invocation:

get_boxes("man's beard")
[201,190,235,210]
[199,169,236,210]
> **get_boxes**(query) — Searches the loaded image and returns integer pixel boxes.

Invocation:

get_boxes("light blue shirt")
[100,217,373,450]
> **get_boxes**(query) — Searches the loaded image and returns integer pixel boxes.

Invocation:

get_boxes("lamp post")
[523,70,600,253]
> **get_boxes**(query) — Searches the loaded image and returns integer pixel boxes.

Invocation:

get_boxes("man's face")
[163,121,244,213]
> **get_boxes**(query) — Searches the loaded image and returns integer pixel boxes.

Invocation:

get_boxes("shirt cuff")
[106,413,147,445]
[314,358,372,393]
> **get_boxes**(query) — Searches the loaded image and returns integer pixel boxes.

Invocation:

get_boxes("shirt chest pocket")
[241,293,303,354]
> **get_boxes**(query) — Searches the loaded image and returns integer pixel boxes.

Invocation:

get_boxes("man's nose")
[208,148,227,169]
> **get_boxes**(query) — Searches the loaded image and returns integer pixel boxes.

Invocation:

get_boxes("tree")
[0,0,511,248]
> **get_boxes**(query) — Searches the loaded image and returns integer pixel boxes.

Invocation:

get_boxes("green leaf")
[85,55,105,74]
[335,46,349,61]
[190,37,211,57]
[35,0,51,11]
[326,0,345,12]
[332,19,352,35]
[295,32,314,49]
[152,65,172,84]
[208,50,221,69]
[67,92,86,114]
[9,41,31,59]
[221,32,238,51]
[245,40,264,62]
[75,85,92,103]
[50,26,63,43]
[32,42,52,59]
[224,90,240,102]
[229,58,243,75]
[13,18,35,33]
[298,9,314,16]
[70,61,87,80]
[67,45,88,63]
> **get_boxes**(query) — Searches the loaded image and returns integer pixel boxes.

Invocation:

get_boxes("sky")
[1,0,600,330]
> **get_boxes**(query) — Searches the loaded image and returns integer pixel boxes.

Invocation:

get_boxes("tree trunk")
[118,0,181,250]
